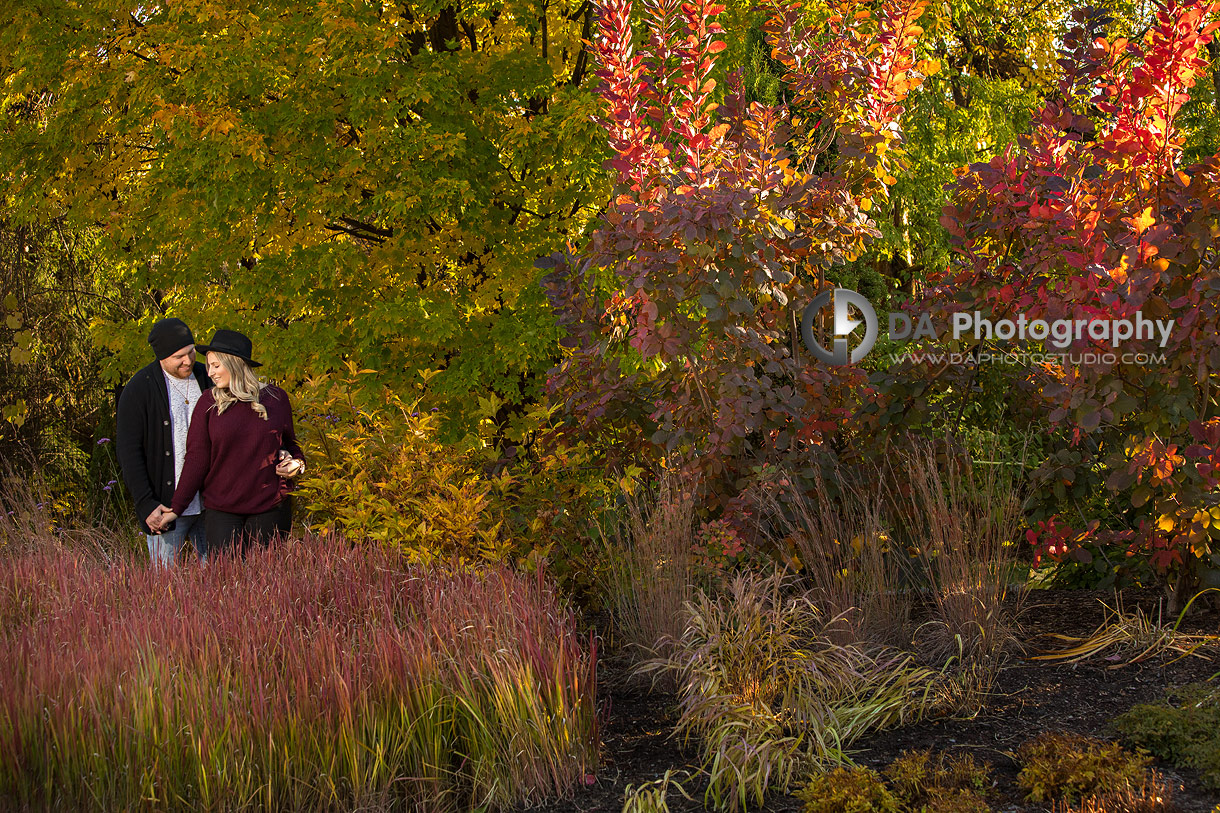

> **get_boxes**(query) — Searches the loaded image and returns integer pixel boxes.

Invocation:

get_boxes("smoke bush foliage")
[541,0,933,504]
[883,2,1220,602]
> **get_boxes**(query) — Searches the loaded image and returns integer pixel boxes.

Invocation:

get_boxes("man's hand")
[149,505,178,534]
[146,505,166,532]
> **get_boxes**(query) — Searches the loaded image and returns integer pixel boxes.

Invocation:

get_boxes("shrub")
[1017,732,1153,804]
[544,0,931,513]
[885,748,991,812]
[796,766,899,813]
[923,791,993,813]
[1113,683,1220,790]
[474,393,630,603]
[294,365,504,563]
[1049,773,1179,813]
[0,535,598,811]
[920,2,1220,608]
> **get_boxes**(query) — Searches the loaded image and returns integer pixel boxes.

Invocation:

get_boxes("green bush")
[1113,683,1220,790]
[1016,732,1152,804]
[796,766,900,813]
[922,791,992,813]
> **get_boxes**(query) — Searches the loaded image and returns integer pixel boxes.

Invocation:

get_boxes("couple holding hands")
[116,319,306,564]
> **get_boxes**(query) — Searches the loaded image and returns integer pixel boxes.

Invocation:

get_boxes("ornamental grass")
[0,534,598,812]
[640,572,940,811]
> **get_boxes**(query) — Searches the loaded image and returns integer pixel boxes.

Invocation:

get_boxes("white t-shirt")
[163,370,203,516]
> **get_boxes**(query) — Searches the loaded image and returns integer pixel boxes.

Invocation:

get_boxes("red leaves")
[1026,515,1099,567]
[1185,419,1220,489]
[1099,0,1220,173]
[925,2,1220,582]
[564,0,929,493]
[1130,439,1184,485]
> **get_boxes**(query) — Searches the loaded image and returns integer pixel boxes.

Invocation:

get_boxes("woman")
[154,329,305,555]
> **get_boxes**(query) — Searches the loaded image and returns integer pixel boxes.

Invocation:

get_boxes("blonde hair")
[209,352,269,420]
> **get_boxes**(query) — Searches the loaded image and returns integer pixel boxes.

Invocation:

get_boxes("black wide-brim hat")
[195,329,262,368]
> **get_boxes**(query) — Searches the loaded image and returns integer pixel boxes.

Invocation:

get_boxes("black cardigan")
[116,360,212,534]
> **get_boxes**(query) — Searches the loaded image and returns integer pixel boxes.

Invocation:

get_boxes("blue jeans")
[146,512,208,566]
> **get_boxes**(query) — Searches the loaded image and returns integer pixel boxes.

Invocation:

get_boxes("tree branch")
[567,1,595,88]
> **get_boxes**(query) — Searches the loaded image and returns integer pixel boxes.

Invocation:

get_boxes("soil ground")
[549,589,1220,812]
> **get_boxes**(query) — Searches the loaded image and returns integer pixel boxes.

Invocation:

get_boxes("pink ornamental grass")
[0,533,598,811]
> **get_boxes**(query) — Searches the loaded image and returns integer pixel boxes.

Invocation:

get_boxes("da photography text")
[801,288,1176,367]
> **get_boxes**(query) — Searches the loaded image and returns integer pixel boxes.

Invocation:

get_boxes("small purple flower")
[431,407,438,412]
[411,412,420,417]
[103,486,112,493]
[107,479,117,486]
[97,438,111,445]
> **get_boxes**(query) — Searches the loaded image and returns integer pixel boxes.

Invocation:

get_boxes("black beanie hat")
[147,318,195,360]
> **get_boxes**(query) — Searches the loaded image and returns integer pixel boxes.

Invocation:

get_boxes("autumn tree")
[0,0,612,435]
[841,1,1220,309]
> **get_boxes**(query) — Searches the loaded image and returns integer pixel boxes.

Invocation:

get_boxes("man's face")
[158,345,196,379]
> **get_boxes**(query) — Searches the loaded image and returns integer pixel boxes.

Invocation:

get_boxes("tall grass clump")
[883,443,1027,705]
[0,534,598,811]
[0,463,129,560]
[643,572,939,811]
[756,463,913,648]
[601,472,699,666]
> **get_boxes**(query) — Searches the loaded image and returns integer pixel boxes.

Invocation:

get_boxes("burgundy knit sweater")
[170,385,304,516]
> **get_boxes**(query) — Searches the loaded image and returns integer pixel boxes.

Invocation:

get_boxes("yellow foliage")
[294,365,503,565]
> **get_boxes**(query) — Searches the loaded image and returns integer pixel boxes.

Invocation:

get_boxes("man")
[116,317,211,565]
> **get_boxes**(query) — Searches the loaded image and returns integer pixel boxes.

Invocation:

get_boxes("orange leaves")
[1129,437,1183,486]
[1124,206,1155,234]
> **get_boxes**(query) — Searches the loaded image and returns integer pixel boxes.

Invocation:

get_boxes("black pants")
[204,498,291,557]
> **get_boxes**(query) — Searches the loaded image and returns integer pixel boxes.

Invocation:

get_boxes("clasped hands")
[148,453,304,534]
[147,505,177,534]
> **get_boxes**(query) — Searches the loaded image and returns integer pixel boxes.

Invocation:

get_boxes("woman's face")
[206,353,231,388]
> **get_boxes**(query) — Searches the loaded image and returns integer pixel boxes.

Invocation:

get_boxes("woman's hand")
[151,506,178,533]
[276,453,305,479]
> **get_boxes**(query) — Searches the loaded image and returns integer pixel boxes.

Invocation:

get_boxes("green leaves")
[0,0,611,435]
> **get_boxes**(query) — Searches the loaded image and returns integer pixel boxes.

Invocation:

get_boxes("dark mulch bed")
[547,589,1220,812]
